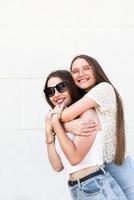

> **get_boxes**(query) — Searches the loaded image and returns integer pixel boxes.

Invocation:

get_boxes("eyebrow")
[72,64,91,69]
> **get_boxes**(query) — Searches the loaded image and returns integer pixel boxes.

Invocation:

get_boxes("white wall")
[0,0,134,199]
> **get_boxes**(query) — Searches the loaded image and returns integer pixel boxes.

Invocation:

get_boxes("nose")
[79,69,85,76]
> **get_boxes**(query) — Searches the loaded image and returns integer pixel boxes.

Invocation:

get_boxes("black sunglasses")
[44,82,68,98]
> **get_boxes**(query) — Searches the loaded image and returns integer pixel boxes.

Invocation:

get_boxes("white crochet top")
[85,82,117,163]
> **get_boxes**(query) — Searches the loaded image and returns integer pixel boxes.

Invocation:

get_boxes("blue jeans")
[105,156,134,200]
[68,171,127,200]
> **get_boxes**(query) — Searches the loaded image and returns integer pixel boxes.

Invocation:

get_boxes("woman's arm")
[52,108,100,166]
[45,112,64,172]
[46,142,64,172]
[61,82,115,123]
[61,96,97,122]
[63,118,97,136]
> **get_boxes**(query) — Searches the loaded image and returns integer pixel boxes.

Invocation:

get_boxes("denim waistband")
[68,169,104,187]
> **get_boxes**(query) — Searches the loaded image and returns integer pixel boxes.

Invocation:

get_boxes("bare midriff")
[69,165,101,181]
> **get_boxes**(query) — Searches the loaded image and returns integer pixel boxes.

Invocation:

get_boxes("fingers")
[82,119,96,124]
[56,102,64,110]
[82,127,97,133]
[78,131,96,136]
[80,123,97,130]
[82,121,97,126]
[81,123,97,129]
[54,102,64,114]
[45,113,51,121]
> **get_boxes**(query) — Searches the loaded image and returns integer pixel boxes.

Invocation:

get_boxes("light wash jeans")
[105,156,134,200]
[68,171,127,200]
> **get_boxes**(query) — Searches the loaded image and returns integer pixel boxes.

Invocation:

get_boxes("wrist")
[46,132,54,140]
[45,136,55,145]
[52,114,60,122]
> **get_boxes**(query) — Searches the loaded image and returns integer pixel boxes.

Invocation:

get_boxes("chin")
[79,81,94,89]
[66,101,72,107]
[78,84,90,90]
[65,102,70,107]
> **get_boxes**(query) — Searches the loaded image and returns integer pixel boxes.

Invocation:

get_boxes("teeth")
[79,79,88,83]
[56,98,64,104]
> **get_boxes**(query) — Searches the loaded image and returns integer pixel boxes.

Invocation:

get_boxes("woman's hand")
[63,118,98,136]
[45,112,53,133]
[45,111,55,142]
[51,103,64,120]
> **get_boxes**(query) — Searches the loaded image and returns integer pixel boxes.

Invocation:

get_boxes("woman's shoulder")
[85,82,116,111]
[86,82,114,96]
[94,82,113,90]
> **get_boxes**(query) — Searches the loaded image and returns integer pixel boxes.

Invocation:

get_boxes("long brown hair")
[44,70,85,108]
[70,55,125,165]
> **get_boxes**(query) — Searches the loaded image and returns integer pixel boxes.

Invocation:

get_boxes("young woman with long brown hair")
[60,55,134,200]
[44,70,127,200]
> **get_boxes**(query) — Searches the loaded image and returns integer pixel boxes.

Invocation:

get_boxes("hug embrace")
[44,55,134,200]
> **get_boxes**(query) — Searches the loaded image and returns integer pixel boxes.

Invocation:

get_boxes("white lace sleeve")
[85,82,116,112]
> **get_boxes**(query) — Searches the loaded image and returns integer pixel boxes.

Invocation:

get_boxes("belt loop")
[100,166,106,174]
[77,180,82,190]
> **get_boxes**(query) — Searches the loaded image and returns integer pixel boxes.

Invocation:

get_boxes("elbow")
[53,166,64,172]
[69,158,81,166]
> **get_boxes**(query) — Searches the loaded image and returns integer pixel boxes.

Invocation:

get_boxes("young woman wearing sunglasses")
[59,55,134,200]
[44,70,127,200]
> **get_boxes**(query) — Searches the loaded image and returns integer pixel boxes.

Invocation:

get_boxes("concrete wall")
[0,0,134,199]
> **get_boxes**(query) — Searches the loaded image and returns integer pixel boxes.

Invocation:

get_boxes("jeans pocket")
[81,179,101,196]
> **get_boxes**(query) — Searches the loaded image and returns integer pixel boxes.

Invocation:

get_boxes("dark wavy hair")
[44,70,85,108]
[70,55,125,165]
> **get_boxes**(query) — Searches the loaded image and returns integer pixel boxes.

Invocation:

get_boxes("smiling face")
[71,58,96,91]
[47,77,72,107]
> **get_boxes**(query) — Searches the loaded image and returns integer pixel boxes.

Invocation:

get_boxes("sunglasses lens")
[56,82,67,93]
[44,88,55,97]
[44,82,67,98]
